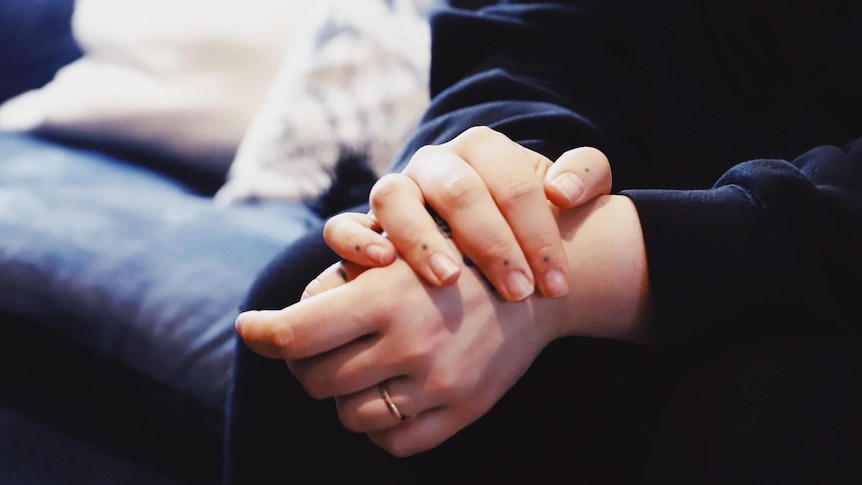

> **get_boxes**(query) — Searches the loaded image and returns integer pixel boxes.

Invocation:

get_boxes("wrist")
[535,195,653,343]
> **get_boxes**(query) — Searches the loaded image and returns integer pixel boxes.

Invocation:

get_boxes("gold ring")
[379,381,408,421]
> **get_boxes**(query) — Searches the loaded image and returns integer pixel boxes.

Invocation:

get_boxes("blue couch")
[0,2,326,483]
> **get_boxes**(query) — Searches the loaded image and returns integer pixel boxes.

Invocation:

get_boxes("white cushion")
[0,0,316,174]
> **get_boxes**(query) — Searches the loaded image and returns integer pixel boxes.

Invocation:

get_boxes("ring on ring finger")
[379,380,410,422]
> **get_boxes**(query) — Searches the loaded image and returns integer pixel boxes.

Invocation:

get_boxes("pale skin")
[236,127,653,457]
[323,126,614,301]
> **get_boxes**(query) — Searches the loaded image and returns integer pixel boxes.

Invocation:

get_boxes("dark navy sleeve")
[623,141,862,347]
[389,1,862,348]
[389,1,653,190]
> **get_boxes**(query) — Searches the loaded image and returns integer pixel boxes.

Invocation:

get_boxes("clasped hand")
[237,127,620,456]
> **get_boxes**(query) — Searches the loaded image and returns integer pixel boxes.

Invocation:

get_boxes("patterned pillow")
[214,0,438,203]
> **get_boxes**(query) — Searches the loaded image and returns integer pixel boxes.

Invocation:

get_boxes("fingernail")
[506,271,534,301]
[542,268,568,298]
[550,172,585,204]
[367,243,391,264]
[301,279,323,300]
[430,252,460,283]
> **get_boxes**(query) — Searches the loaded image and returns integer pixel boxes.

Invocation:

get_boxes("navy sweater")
[390,0,862,349]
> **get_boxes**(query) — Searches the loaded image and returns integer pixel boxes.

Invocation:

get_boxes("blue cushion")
[0,132,320,416]
[0,0,81,104]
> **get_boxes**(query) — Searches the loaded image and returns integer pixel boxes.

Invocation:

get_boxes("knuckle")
[336,405,363,433]
[409,143,441,166]
[436,171,480,210]
[322,218,338,243]
[322,215,352,244]
[270,323,298,356]
[454,126,512,158]
[404,340,434,369]
[391,331,435,371]
[458,125,499,145]
[403,144,450,179]
[369,173,406,206]
[496,176,541,211]
[424,367,463,402]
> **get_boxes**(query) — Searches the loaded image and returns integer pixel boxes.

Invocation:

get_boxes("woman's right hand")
[323,126,612,302]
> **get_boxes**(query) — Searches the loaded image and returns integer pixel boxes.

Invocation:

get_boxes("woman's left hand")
[236,254,551,457]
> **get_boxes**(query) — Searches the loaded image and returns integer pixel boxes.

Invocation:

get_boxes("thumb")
[544,146,612,209]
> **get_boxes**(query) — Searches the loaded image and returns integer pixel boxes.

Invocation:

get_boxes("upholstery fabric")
[0,132,320,414]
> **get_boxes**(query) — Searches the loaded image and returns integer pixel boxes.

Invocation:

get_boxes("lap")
[224,224,666,484]
[224,218,862,485]
[642,333,862,484]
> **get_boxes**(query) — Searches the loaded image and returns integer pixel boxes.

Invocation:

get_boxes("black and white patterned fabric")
[216,0,439,203]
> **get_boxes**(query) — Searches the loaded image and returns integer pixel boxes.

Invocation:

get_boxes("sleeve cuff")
[622,185,771,347]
